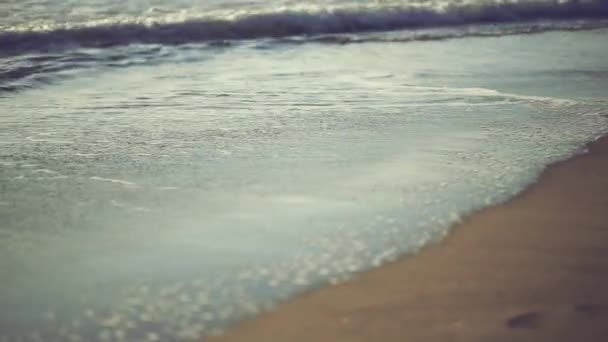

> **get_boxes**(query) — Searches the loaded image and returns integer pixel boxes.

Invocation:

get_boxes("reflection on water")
[1,29,608,340]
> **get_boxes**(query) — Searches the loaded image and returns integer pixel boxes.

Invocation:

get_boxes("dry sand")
[210,136,608,342]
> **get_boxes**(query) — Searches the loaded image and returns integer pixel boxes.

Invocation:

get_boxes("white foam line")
[158,186,180,191]
[406,101,517,107]
[110,199,127,208]
[35,175,69,181]
[90,176,138,187]
[74,153,99,157]
[32,169,58,174]
[404,85,578,106]
[25,136,72,144]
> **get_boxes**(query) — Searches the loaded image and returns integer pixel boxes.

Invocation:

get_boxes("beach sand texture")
[211,136,608,342]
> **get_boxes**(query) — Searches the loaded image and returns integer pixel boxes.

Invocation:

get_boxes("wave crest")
[1,0,608,55]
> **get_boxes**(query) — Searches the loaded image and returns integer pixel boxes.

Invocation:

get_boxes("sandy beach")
[211,136,608,342]
[2,4,608,338]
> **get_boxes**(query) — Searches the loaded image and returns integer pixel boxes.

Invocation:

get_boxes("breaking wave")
[1,0,608,55]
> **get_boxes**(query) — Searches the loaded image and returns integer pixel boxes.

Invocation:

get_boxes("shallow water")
[1,1,608,341]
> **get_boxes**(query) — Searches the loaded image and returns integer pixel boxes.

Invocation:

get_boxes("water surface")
[1,1,608,341]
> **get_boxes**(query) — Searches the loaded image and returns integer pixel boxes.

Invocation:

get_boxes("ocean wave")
[2,1,608,94]
[1,0,608,55]
[0,44,180,93]
[1,19,606,95]
[281,19,608,45]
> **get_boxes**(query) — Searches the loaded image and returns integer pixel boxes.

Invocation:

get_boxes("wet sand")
[210,136,608,342]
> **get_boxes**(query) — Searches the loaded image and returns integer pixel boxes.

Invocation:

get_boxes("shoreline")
[210,135,608,342]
